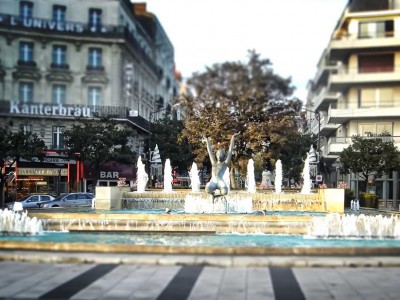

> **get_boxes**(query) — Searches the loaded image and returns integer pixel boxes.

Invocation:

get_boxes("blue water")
[31,208,327,216]
[2,232,400,247]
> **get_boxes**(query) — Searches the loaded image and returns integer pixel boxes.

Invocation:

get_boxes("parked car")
[38,193,94,208]
[6,194,55,210]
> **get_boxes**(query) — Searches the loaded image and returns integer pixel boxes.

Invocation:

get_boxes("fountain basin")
[119,189,341,213]
[29,212,314,234]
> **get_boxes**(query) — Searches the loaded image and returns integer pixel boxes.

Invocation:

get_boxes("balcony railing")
[0,13,160,77]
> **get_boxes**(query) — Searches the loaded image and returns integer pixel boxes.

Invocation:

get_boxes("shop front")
[84,161,136,193]
[5,156,78,201]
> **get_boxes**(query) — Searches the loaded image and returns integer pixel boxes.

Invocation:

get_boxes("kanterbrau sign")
[9,101,91,117]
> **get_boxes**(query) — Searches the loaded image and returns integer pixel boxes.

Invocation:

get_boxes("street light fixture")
[302,108,321,176]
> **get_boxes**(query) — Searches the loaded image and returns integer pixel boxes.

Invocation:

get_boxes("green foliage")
[279,132,316,183]
[340,134,400,192]
[64,117,137,183]
[359,193,379,208]
[151,115,194,174]
[0,127,46,206]
[0,127,46,168]
[180,50,303,174]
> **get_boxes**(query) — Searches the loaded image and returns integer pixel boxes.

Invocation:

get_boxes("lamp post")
[148,108,169,176]
[303,108,321,175]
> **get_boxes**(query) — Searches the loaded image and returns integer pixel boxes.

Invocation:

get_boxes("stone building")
[0,0,178,197]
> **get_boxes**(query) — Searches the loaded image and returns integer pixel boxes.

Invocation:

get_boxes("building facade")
[306,0,400,208]
[0,0,178,198]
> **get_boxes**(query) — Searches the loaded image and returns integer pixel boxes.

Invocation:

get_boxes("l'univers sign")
[9,101,92,117]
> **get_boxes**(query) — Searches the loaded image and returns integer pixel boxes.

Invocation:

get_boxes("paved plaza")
[0,252,400,299]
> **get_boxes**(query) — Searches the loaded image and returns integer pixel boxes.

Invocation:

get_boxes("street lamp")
[148,107,169,175]
[303,108,321,175]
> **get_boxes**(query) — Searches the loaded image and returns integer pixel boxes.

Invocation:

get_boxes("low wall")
[95,188,345,213]
[95,186,122,210]
[319,188,345,214]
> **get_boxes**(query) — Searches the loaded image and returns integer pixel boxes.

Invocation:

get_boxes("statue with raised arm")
[202,134,237,196]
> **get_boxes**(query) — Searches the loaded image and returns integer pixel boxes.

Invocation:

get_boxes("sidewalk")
[0,256,399,299]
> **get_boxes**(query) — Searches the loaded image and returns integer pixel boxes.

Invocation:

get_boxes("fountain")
[246,159,256,194]
[274,159,283,194]
[223,167,230,194]
[300,152,312,194]
[163,159,173,193]
[189,162,201,193]
[307,213,400,239]
[136,156,148,193]
[0,209,43,235]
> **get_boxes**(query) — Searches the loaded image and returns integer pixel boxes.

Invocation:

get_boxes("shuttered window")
[358,53,394,73]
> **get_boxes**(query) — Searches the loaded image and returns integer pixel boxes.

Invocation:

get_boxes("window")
[358,88,394,108]
[20,1,33,18]
[52,5,66,22]
[19,82,33,103]
[358,123,393,136]
[88,9,102,28]
[359,20,394,38]
[19,42,34,62]
[19,124,32,133]
[88,87,102,105]
[358,53,394,73]
[52,84,66,104]
[52,126,65,149]
[88,48,102,68]
[52,45,67,66]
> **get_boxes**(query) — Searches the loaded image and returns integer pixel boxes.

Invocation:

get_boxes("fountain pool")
[3,231,400,248]
[1,208,400,256]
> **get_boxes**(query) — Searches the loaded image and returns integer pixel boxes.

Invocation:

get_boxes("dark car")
[38,193,94,208]
[6,194,55,210]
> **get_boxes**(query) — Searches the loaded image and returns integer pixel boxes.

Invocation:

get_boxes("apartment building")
[0,0,178,197]
[306,0,400,208]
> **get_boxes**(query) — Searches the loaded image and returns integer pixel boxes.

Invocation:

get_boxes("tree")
[340,134,400,193]
[150,115,194,175]
[0,127,46,206]
[64,117,137,186]
[279,132,316,184]
[179,50,303,181]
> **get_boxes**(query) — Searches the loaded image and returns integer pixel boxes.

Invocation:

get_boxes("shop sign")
[18,168,68,176]
[100,171,120,179]
[0,15,85,33]
[9,101,91,117]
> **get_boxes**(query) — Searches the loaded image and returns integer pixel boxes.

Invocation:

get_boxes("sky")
[141,0,348,102]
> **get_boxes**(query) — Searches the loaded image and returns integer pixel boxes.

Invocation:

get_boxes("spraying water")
[0,209,43,235]
[189,162,201,193]
[301,152,312,194]
[223,167,230,194]
[274,160,283,194]
[246,159,256,193]
[136,156,148,193]
[163,159,173,193]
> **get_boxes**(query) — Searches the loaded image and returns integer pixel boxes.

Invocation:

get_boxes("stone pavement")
[1,252,400,299]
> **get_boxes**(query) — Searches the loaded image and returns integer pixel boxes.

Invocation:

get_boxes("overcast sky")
[141,0,348,101]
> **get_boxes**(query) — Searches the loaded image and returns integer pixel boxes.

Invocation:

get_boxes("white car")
[7,194,55,210]
[38,193,94,208]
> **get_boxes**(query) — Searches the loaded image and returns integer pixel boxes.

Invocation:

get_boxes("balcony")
[328,106,400,123]
[329,68,400,91]
[329,33,399,61]
[86,65,105,72]
[313,61,339,87]
[326,137,352,155]
[50,63,70,70]
[311,87,340,111]
[323,135,400,156]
